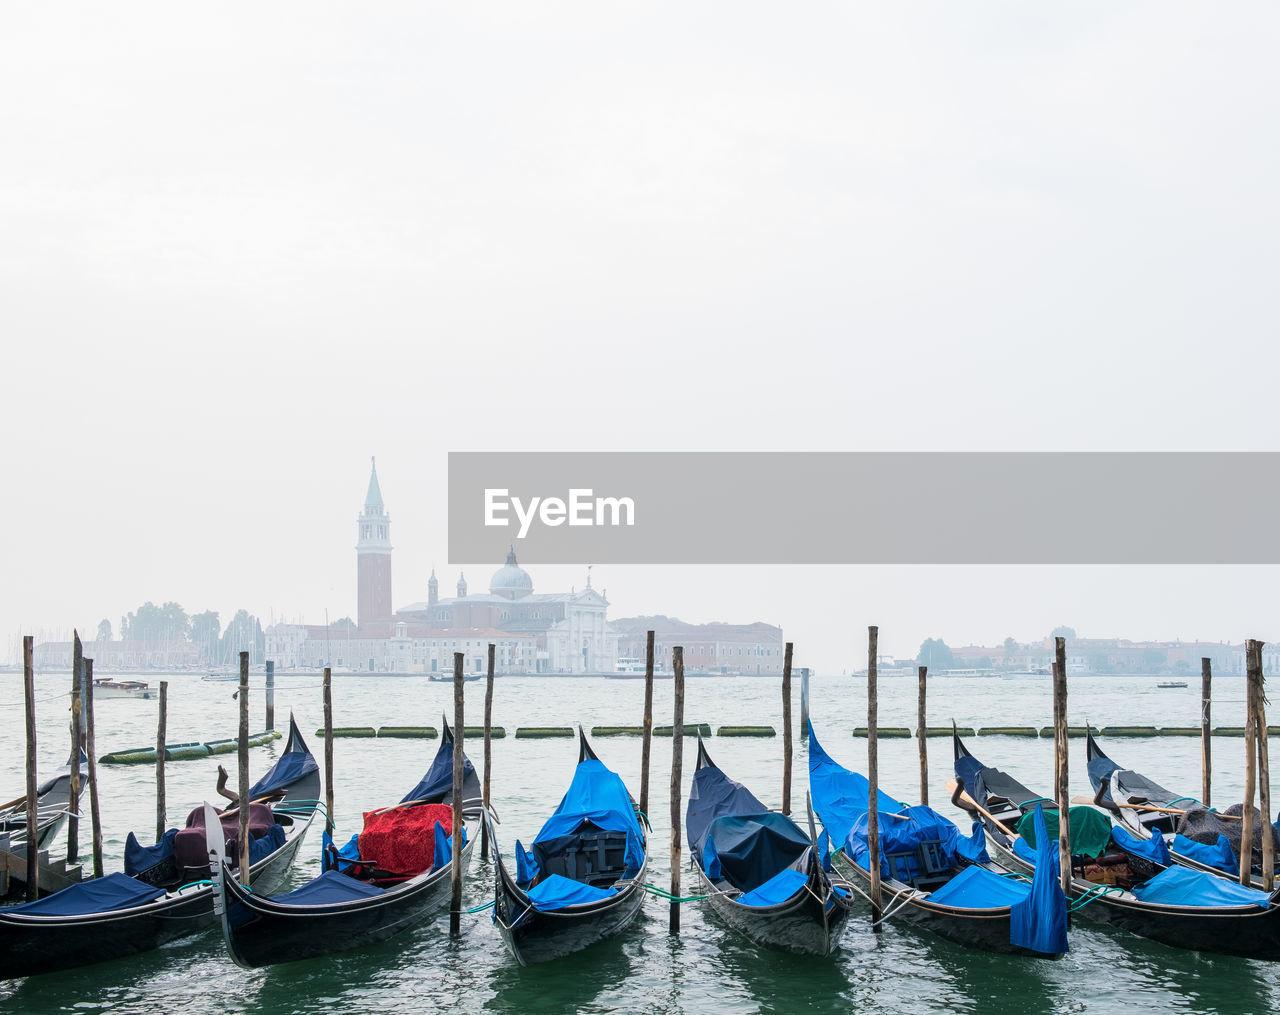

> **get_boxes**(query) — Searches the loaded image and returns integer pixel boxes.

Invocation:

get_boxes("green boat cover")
[1017,805,1113,859]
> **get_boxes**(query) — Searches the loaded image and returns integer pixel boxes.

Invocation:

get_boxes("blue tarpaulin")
[124,828,178,877]
[845,805,989,881]
[700,814,810,893]
[1132,864,1271,908]
[1009,805,1070,955]
[737,867,810,908]
[399,726,478,806]
[1086,752,1121,807]
[528,759,644,880]
[432,821,466,871]
[248,824,287,866]
[686,760,769,855]
[808,722,906,841]
[249,719,318,799]
[514,840,538,885]
[8,872,164,916]
[271,869,387,905]
[1111,824,1171,866]
[527,873,617,910]
[927,863,1032,909]
[1172,833,1237,873]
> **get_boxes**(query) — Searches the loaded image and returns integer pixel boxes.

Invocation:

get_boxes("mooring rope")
[1068,883,1124,911]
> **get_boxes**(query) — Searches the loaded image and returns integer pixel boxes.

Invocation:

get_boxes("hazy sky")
[3,4,1279,671]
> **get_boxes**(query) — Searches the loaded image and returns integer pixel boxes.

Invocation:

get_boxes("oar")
[214,791,285,820]
[948,778,1020,839]
[1069,796,1241,820]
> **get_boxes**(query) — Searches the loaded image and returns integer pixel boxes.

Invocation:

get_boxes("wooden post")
[1201,657,1212,808]
[669,645,685,934]
[22,636,37,901]
[1054,637,1070,896]
[867,626,882,931]
[68,631,82,864]
[84,658,103,879]
[1241,641,1258,887]
[450,652,464,937]
[237,651,250,886]
[322,667,334,835]
[264,660,275,732]
[481,643,494,855]
[917,665,929,806]
[639,630,655,818]
[156,680,168,842]
[782,642,793,816]
[800,667,810,736]
[1253,641,1273,892]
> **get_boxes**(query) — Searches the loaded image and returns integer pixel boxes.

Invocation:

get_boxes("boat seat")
[887,840,952,892]
[535,829,629,888]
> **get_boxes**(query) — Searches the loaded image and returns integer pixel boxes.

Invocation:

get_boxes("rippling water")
[0,671,1276,1014]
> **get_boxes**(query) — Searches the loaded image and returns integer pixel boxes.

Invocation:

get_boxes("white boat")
[92,679,155,700]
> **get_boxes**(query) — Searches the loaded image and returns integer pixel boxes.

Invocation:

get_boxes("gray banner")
[447,452,1280,564]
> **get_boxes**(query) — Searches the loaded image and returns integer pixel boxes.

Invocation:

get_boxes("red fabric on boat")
[358,803,453,875]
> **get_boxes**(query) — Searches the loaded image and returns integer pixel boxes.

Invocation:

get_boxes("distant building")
[611,616,786,675]
[33,639,197,671]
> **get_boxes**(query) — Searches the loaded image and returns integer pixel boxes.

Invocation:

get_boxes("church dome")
[490,548,533,599]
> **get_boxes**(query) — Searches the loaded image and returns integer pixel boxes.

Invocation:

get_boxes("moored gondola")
[0,750,88,857]
[0,715,321,980]
[808,721,1068,958]
[686,737,850,955]
[488,728,647,965]
[213,717,479,968]
[954,729,1280,961]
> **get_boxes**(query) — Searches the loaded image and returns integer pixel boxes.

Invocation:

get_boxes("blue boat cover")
[124,828,178,877]
[249,721,319,799]
[1009,805,1069,955]
[700,813,811,892]
[845,805,989,881]
[686,760,769,855]
[432,820,466,871]
[1132,864,1271,909]
[1086,751,1121,808]
[248,824,287,866]
[808,721,905,841]
[927,863,1031,909]
[1111,824,1170,865]
[527,873,617,910]
[514,839,538,885]
[1172,832,1236,873]
[8,871,164,916]
[737,866,809,908]
[399,731,477,806]
[271,869,386,905]
[528,759,644,880]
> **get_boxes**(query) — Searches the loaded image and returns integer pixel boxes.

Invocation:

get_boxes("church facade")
[264,461,618,674]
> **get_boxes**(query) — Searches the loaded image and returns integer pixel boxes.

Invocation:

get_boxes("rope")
[640,882,711,904]
[465,900,495,914]
[1166,797,1200,809]
[1068,883,1123,911]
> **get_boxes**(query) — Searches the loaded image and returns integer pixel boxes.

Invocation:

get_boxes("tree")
[96,618,112,643]
[121,601,190,642]
[221,610,264,665]
[1050,626,1076,640]
[918,638,954,671]
[190,611,221,664]
[1003,636,1018,653]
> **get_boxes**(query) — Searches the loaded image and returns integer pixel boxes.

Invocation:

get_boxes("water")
[0,671,1275,1015]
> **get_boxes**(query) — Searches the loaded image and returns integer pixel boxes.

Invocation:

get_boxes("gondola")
[0,750,88,855]
[807,721,1068,958]
[213,717,480,968]
[487,728,648,965]
[954,729,1280,960]
[1085,730,1266,885]
[686,737,849,955]
[0,715,321,980]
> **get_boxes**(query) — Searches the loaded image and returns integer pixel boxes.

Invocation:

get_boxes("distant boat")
[92,679,155,700]
[428,674,482,683]
[1157,681,1188,689]
[203,671,240,682]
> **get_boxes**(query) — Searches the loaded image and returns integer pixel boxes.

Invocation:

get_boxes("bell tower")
[356,457,393,626]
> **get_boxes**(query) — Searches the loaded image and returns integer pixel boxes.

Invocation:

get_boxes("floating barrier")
[167,742,212,761]
[314,727,377,738]
[921,727,973,738]
[377,727,438,738]
[653,724,712,738]
[1038,726,1100,738]
[716,726,777,737]
[463,726,505,739]
[515,727,574,738]
[99,747,159,765]
[853,728,911,738]
[591,726,646,736]
[976,727,1039,737]
[101,730,279,764]
[1157,727,1201,737]
[1101,726,1158,737]
[205,738,239,756]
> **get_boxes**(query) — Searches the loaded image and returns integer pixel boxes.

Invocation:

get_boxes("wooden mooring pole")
[322,667,334,835]
[1252,641,1273,892]
[265,660,275,732]
[867,626,882,931]
[1054,638,1070,896]
[84,658,103,879]
[237,651,250,886]
[156,680,168,842]
[68,631,82,865]
[450,652,465,937]
[1241,641,1259,887]
[800,667,810,737]
[639,630,655,818]
[669,645,685,935]
[481,643,494,855]
[22,636,37,901]
[1201,657,1212,808]
[918,665,929,806]
[782,642,793,815]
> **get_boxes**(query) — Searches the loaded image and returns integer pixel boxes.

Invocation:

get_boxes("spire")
[505,545,518,567]
[428,568,438,606]
[457,572,468,598]
[365,456,384,511]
